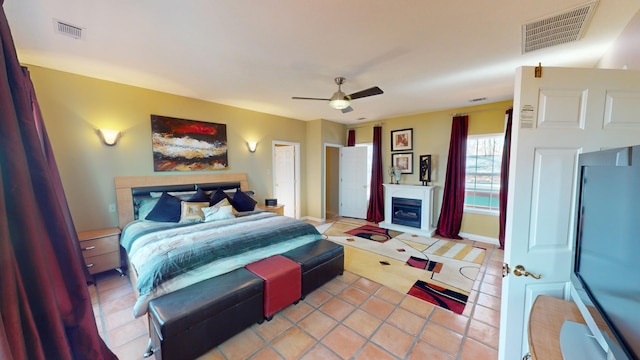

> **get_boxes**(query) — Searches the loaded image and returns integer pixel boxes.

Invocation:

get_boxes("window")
[465,134,504,213]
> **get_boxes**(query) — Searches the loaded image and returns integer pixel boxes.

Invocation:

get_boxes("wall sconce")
[247,141,258,153]
[98,129,122,146]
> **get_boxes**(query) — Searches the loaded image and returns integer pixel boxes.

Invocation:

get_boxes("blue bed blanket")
[121,211,322,317]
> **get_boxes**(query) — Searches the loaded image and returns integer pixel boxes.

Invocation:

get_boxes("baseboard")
[459,232,499,246]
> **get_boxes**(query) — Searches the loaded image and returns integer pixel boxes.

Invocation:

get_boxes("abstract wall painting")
[150,115,228,171]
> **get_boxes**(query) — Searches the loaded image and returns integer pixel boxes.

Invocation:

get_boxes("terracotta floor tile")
[386,307,427,336]
[299,343,341,360]
[430,307,469,335]
[247,346,284,360]
[337,286,369,306]
[399,294,435,318]
[462,302,475,318]
[321,278,349,295]
[459,338,498,360]
[353,342,397,360]
[375,286,405,305]
[198,348,225,360]
[483,273,501,286]
[253,315,293,341]
[360,296,395,320]
[406,340,456,360]
[353,277,382,294]
[101,292,137,314]
[480,282,502,297]
[338,271,360,285]
[95,272,131,293]
[320,297,355,321]
[477,292,501,311]
[218,328,266,360]
[371,323,414,358]
[99,282,135,303]
[104,305,138,331]
[270,327,316,360]
[297,310,338,340]
[467,319,500,349]
[282,301,314,323]
[343,308,383,338]
[322,324,367,359]
[420,322,463,356]
[473,304,500,328]
[110,333,149,360]
[107,317,147,349]
[303,288,332,307]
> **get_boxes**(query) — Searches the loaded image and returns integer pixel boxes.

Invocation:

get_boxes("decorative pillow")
[188,188,210,202]
[179,201,210,223]
[202,205,235,222]
[145,192,182,222]
[209,188,231,206]
[137,198,159,220]
[230,189,257,212]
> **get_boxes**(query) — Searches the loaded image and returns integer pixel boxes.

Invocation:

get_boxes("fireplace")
[392,197,422,228]
[380,184,435,236]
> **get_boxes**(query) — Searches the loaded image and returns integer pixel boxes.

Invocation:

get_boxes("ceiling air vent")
[522,1,597,53]
[54,19,83,39]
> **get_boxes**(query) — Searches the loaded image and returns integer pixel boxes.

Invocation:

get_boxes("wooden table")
[528,295,586,360]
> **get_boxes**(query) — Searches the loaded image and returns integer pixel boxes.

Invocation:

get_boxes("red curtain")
[366,126,384,223]
[347,129,355,146]
[498,109,513,249]
[0,3,116,359]
[436,115,468,239]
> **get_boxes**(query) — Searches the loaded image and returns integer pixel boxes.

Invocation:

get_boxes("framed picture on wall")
[419,154,432,185]
[390,128,413,151]
[392,152,413,174]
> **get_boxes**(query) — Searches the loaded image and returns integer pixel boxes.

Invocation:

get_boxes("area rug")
[320,222,486,314]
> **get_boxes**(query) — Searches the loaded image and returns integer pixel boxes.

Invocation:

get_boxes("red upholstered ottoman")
[245,255,301,320]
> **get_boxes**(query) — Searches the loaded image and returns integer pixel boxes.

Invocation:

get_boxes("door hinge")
[502,263,510,278]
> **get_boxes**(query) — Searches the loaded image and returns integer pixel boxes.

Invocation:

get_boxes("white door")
[339,146,368,218]
[274,144,296,218]
[499,66,640,359]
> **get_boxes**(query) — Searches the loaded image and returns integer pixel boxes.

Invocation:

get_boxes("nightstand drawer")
[80,235,119,257]
[84,252,121,275]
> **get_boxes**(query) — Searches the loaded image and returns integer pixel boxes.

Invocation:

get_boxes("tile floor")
[89,220,503,360]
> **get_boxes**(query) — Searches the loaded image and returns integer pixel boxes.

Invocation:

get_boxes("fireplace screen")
[392,197,422,228]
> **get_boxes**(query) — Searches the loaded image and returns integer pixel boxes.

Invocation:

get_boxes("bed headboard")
[114,173,249,229]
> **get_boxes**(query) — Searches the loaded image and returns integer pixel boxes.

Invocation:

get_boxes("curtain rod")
[451,106,513,117]
[347,122,384,130]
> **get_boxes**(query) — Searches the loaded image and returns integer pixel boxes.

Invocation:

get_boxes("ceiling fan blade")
[291,96,330,101]
[348,86,383,100]
[341,106,353,113]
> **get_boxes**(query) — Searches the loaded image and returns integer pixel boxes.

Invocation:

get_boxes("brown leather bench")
[282,239,344,298]
[146,267,263,360]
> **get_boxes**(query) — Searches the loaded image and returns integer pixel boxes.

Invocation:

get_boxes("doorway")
[272,141,300,218]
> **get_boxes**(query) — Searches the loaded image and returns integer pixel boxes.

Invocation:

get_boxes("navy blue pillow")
[209,188,231,206]
[145,192,182,222]
[188,188,210,202]
[231,189,257,212]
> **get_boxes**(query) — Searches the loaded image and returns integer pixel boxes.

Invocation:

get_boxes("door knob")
[513,265,541,279]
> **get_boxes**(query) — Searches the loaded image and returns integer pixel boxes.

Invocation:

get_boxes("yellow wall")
[28,65,312,231]
[350,100,511,240]
[28,63,508,240]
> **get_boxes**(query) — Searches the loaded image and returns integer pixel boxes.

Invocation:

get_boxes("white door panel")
[499,66,640,360]
[339,146,368,219]
[274,144,296,218]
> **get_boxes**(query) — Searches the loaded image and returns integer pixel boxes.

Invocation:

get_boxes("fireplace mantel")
[379,184,436,236]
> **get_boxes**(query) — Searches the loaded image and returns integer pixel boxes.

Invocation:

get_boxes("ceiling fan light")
[329,91,350,109]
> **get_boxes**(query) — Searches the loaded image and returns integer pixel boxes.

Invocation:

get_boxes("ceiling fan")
[292,77,383,113]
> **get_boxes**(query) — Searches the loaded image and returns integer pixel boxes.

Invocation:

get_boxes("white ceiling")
[4,0,640,124]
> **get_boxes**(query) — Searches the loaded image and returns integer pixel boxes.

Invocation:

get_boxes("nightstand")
[257,204,285,216]
[78,227,124,276]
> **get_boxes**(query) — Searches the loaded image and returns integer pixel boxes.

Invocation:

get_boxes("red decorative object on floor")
[245,255,301,320]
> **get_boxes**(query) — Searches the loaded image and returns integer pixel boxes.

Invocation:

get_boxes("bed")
[114,173,323,318]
